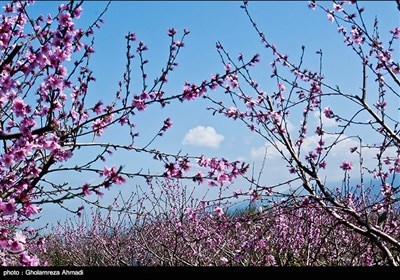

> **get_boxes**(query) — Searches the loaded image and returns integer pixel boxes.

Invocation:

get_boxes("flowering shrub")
[34,181,400,266]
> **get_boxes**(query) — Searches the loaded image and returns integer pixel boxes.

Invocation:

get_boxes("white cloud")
[182,126,224,149]
[300,133,398,179]
[285,119,295,132]
[250,145,267,160]
[313,111,337,128]
[301,134,361,159]
[235,156,247,162]
[250,141,289,160]
[248,133,395,183]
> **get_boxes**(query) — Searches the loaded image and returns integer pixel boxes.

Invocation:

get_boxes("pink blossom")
[164,162,182,178]
[306,151,317,162]
[197,155,209,167]
[8,231,26,253]
[250,53,260,64]
[375,101,387,110]
[117,115,127,126]
[73,6,83,19]
[308,1,316,10]
[167,28,176,37]
[12,98,29,117]
[233,189,242,198]
[333,3,343,11]
[59,12,72,28]
[133,97,147,111]
[251,190,260,202]
[351,26,365,44]
[101,166,126,186]
[94,189,104,197]
[126,33,136,41]
[14,149,27,161]
[278,82,286,92]
[46,13,53,24]
[137,41,148,52]
[217,173,231,185]
[45,74,64,91]
[161,118,173,132]
[58,3,68,11]
[93,101,104,114]
[20,253,40,266]
[92,115,112,136]
[82,184,91,196]
[0,198,16,215]
[2,153,14,168]
[340,161,353,171]
[24,203,39,218]
[374,171,388,180]
[300,197,310,207]
[214,206,224,217]
[208,180,217,187]
[315,144,323,154]
[225,107,238,119]
[323,106,334,119]
[20,117,36,136]
[186,208,196,220]
[390,27,400,39]
[337,26,346,34]
[327,12,335,23]
[344,13,356,20]
[9,240,24,253]
[173,40,184,47]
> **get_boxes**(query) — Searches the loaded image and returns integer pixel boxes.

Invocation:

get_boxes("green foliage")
[228,204,259,218]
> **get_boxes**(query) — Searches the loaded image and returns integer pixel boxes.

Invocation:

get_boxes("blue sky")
[23,1,399,227]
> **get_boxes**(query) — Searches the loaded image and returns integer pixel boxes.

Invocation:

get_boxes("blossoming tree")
[202,0,400,265]
[39,0,400,266]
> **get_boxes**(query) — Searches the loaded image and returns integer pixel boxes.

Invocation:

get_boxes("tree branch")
[0,42,23,73]
[0,124,54,140]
